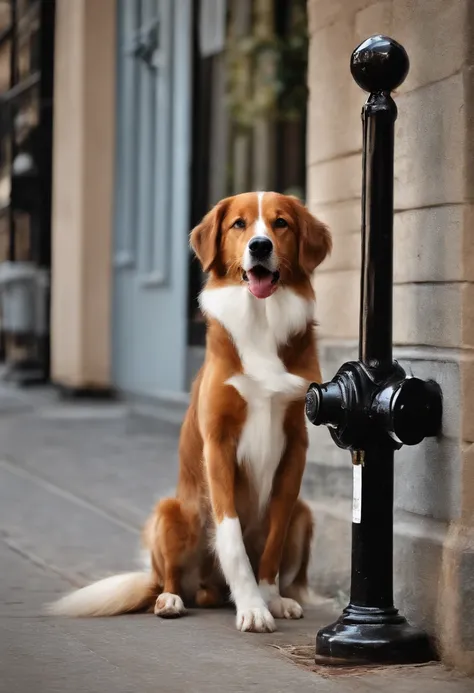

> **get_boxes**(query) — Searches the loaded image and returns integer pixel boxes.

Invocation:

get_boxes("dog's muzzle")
[248,236,273,261]
[242,236,279,299]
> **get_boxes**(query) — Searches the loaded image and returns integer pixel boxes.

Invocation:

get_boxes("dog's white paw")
[154,593,186,618]
[236,605,276,633]
[267,596,303,620]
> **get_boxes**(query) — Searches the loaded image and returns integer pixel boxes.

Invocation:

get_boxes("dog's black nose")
[248,236,273,259]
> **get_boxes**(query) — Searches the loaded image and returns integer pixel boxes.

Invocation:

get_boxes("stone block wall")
[306,0,474,673]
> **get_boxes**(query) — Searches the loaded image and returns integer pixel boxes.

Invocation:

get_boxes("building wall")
[306,0,474,673]
[50,0,116,391]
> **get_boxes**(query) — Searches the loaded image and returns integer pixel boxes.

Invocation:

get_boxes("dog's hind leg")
[279,499,319,605]
[151,497,200,618]
[195,551,226,608]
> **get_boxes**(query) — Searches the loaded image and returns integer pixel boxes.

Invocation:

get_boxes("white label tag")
[352,464,362,524]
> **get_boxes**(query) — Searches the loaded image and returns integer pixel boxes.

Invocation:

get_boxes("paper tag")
[352,463,362,524]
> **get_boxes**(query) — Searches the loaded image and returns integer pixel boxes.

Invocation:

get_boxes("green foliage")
[226,3,308,131]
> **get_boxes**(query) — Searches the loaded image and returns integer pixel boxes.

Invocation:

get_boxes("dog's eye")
[274,217,288,228]
[232,218,246,229]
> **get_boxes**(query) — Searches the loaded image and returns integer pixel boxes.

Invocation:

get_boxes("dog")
[49,191,331,633]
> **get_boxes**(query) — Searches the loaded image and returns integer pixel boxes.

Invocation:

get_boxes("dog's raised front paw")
[236,605,276,633]
[154,592,186,618]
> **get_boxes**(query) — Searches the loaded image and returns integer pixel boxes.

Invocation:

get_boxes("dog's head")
[190,192,331,299]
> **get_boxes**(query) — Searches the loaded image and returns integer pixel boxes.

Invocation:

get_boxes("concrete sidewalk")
[0,386,471,693]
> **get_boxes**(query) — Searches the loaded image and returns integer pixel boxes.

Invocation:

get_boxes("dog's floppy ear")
[293,199,332,275]
[190,198,231,273]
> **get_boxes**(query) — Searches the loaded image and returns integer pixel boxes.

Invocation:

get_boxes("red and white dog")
[50,192,331,633]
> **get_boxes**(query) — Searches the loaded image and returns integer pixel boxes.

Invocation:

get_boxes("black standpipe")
[305,35,443,664]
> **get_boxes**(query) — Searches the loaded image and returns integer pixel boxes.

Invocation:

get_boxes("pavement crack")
[67,636,123,672]
[0,457,141,535]
[0,531,84,587]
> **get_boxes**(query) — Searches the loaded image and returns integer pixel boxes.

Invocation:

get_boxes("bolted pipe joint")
[373,373,442,446]
[306,363,443,451]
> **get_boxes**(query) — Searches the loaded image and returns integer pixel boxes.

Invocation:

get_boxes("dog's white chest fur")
[235,394,287,514]
[200,286,314,512]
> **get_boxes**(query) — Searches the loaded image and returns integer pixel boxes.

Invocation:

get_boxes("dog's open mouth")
[242,266,280,299]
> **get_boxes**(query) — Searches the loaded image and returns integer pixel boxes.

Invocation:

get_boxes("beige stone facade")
[50,0,116,390]
[307,0,474,674]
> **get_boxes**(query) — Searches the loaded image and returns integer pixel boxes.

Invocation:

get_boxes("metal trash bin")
[0,261,37,335]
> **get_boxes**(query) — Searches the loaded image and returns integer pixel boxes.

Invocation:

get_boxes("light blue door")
[112,0,192,398]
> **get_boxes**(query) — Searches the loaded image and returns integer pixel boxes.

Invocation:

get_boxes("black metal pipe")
[350,37,401,615]
[305,35,443,665]
[359,94,396,370]
[350,446,394,609]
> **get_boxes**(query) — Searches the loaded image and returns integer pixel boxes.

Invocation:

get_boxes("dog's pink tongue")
[247,271,275,299]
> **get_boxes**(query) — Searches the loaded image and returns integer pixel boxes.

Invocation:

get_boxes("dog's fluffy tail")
[46,572,156,617]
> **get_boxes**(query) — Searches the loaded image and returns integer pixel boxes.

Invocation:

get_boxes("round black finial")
[351,35,409,94]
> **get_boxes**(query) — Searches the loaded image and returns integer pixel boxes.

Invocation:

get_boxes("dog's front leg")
[258,423,307,620]
[204,437,276,633]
